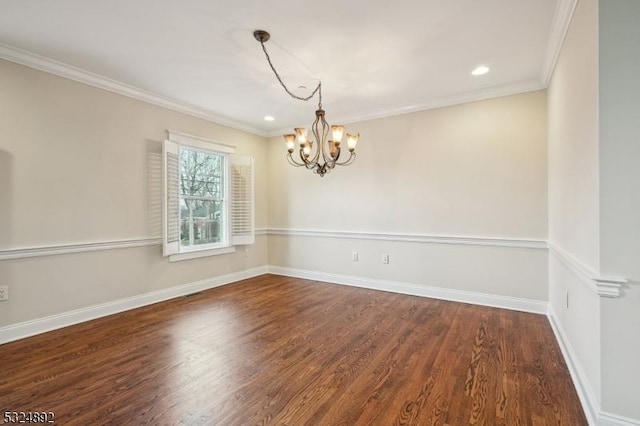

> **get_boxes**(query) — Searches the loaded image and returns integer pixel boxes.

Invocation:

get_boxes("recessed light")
[471,66,490,76]
[264,115,275,121]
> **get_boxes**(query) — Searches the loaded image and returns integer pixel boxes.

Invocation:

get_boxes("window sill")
[169,246,236,262]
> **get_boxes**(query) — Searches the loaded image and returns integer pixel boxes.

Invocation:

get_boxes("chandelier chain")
[254,29,358,177]
[258,39,322,107]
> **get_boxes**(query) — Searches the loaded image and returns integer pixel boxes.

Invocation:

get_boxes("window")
[163,131,254,261]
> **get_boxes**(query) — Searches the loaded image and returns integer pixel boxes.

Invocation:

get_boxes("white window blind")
[163,140,180,256]
[230,155,255,246]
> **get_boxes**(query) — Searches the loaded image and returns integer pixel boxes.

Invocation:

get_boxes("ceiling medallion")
[254,30,359,177]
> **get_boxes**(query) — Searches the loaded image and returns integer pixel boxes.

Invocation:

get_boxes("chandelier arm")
[311,143,321,166]
[298,149,307,165]
[299,148,317,169]
[312,111,331,167]
[290,147,313,168]
[310,116,322,165]
[321,146,340,169]
[333,147,342,164]
[258,39,322,105]
[334,151,356,166]
[286,153,307,167]
[320,117,332,165]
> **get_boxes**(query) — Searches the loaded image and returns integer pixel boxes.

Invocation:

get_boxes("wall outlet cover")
[0,285,8,301]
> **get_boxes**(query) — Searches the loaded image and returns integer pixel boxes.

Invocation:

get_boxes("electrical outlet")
[0,285,8,302]
[244,248,249,258]
[352,251,359,262]
[382,254,389,264]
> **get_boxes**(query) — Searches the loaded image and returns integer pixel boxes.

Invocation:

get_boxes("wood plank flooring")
[0,274,587,425]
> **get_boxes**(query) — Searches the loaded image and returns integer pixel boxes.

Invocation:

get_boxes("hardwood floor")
[0,275,586,425]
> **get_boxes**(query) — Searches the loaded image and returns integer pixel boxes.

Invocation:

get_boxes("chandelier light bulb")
[346,133,359,152]
[331,125,344,145]
[295,127,308,146]
[284,134,296,153]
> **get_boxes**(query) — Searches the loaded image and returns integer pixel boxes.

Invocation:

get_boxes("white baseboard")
[547,305,640,426]
[0,266,268,344]
[0,264,545,345]
[598,412,640,426]
[267,265,547,314]
[547,304,600,425]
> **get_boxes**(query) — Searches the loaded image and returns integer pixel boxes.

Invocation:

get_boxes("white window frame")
[164,131,239,262]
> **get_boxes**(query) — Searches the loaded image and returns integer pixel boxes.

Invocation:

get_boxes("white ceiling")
[0,0,571,136]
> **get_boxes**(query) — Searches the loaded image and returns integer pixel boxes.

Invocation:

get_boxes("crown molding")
[548,241,628,297]
[268,79,545,137]
[1,42,547,138]
[0,43,269,137]
[540,0,579,86]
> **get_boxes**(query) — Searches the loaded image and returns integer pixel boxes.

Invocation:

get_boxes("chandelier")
[254,30,359,177]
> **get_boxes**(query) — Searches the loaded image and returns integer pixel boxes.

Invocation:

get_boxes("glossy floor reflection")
[0,274,587,425]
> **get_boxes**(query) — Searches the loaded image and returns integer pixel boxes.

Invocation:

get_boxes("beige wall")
[547,0,602,410]
[0,62,550,331]
[0,60,268,247]
[547,0,600,271]
[1,241,268,325]
[268,91,548,301]
[268,235,548,301]
[0,59,269,326]
[269,91,547,238]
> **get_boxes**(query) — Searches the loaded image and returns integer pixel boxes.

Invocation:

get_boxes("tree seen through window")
[179,148,225,247]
